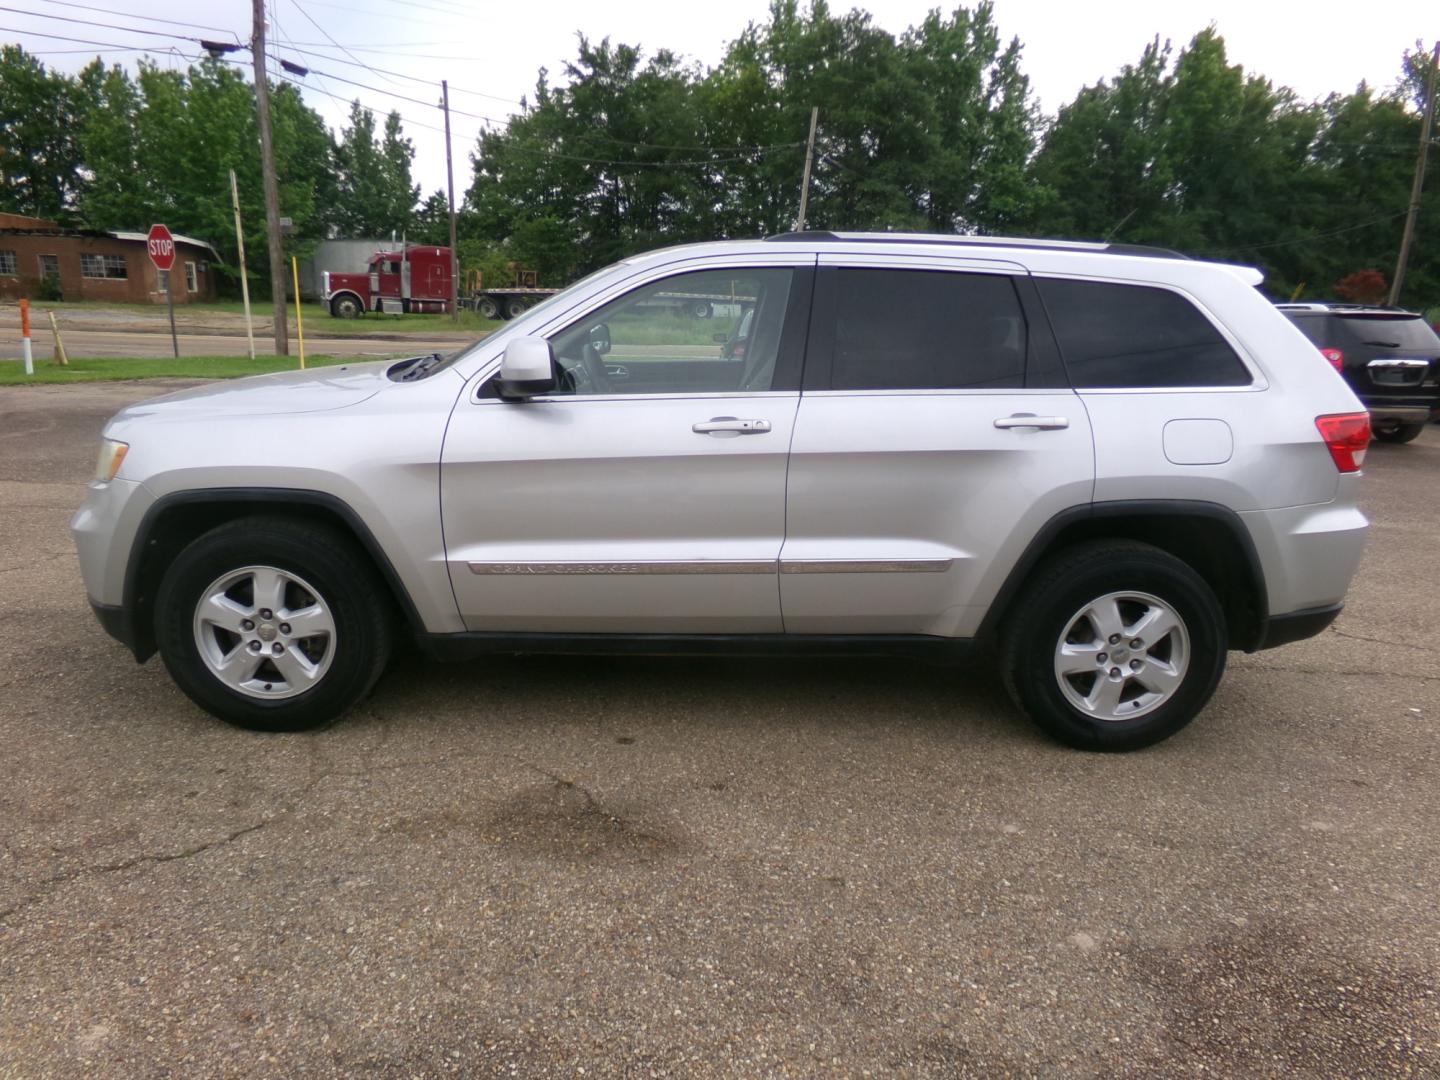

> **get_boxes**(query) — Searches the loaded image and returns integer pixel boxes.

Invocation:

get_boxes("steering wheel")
[579,342,613,394]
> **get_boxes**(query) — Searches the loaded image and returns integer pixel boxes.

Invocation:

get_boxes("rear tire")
[154,517,393,732]
[1373,421,1425,444]
[476,296,500,319]
[503,297,528,319]
[1001,540,1227,752]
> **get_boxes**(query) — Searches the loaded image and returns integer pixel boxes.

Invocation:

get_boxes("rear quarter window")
[1037,278,1252,388]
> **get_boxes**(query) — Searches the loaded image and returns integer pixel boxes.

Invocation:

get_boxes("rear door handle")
[692,417,772,435]
[994,414,1069,430]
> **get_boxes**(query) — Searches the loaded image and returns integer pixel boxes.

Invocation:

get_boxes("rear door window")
[821,268,1028,391]
[1037,278,1252,388]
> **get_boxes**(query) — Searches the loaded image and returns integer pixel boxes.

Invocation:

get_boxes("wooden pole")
[442,79,459,321]
[251,0,289,355]
[48,310,67,365]
[1389,42,1440,307]
[794,106,819,233]
[230,168,256,360]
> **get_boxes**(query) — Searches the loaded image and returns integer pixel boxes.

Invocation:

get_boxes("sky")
[5,0,1428,197]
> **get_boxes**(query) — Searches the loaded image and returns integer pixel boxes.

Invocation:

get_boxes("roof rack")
[1275,301,1418,315]
[764,230,1189,260]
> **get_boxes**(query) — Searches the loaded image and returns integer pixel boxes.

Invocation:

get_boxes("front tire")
[330,294,363,319]
[154,517,393,731]
[1001,541,1227,751]
[1373,421,1425,444]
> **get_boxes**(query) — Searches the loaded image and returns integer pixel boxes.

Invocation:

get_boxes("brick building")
[0,213,219,304]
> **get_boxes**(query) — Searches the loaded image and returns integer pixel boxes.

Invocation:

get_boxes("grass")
[0,354,387,384]
[608,311,744,347]
[307,309,500,337]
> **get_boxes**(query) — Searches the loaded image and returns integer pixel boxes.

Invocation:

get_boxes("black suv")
[1278,303,1440,443]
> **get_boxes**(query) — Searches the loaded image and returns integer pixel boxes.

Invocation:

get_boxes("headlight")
[94,438,129,483]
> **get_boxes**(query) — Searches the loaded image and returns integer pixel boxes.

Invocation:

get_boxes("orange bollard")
[19,297,33,375]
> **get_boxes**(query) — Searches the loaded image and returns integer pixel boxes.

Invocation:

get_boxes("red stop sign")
[146,223,176,272]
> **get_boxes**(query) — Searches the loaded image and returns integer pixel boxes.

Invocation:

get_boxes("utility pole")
[1389,41,1439,307]
[251,0,289,355]
[794,106,819,233]
[442,79,459,322]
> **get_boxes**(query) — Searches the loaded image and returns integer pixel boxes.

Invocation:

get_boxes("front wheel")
[1373,421,1426,444]
[1001,541,1227,751]
[154,517,393,731]
[330,294,362,319]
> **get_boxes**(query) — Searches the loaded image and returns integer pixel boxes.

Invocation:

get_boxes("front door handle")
[994,413,1069,430]
[692,417,772,435]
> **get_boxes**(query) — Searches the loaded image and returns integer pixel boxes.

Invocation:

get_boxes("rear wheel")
[1001,541,1227,751]
[503,297,528,319]
[1373,421,1425,444]
[476,296,500,319]
[155,517,393,731]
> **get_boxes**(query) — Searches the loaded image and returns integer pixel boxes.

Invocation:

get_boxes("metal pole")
[251,0,289,355]
[291,255,305,370]
[230,168,256,360]
[164,269,179,358]
[19,298,32,376]
[442,79,459,321]
[794,106,819,233]
[1389,41,1440,307]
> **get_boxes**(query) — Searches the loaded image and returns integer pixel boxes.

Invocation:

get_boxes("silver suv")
[72,233,1372,750]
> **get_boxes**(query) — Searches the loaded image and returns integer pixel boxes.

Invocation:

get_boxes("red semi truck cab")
[322,245,453,318]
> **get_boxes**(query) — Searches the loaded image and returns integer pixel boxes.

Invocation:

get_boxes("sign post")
[147,223,179,358]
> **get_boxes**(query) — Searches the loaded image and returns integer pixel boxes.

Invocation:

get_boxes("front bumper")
[1251,603,1343,651]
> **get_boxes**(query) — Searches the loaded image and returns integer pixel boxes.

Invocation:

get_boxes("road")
[1,381,1437,1078]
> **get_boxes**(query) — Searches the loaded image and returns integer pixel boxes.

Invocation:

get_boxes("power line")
[30,0,240,39]
[1194,210,1412,256]
[284,0,407,90]
[0,5,207,44]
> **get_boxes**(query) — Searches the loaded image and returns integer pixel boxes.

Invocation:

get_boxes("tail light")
[1319,348,1344,372]
[1315,413,1370,472]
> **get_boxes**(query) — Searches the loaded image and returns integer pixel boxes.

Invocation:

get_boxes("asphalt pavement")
[1,382,1437,1078]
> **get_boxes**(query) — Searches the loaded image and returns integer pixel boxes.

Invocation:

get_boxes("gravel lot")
[2,382,1438,1078]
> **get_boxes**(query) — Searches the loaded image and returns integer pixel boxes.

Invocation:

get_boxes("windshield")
[427,262,625,376]
[1334,315,1440,352]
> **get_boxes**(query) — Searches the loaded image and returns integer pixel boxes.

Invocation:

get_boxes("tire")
[1000,540,1227,752]
[503,297,528,320]
[1373,421,1425,444]
[476,296,500,319]
[154,517,393,732]
[692,301,712,318]
[330,294,362,319]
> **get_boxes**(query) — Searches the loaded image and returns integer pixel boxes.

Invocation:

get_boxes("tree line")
[1,1,1435,305]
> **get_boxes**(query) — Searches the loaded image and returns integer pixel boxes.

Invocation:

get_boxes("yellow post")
[290,255,306,370]
[1289,282,1306,301]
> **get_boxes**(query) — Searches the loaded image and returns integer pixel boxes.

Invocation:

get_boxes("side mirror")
[496,336,558,399]
[588,322,612,356]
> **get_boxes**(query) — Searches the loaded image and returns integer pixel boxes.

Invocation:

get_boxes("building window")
[81,254,128,279]
[185,261,198,293]
[38,254,60,279]
[0,251,16,276]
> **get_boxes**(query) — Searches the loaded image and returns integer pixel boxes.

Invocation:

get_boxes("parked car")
[73,232,1371,751]
[1276,302,1440,443]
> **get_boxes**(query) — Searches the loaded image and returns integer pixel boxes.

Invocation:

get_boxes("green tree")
[0,46,87,219]
[332,102,420,238]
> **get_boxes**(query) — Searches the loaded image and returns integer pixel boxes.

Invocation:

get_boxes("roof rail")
[763,230,1189,260]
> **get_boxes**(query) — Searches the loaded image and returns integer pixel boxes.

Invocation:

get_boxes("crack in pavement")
[1244,662,1440,685]
[1328,626,1440,655]
[0,763,335,929]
